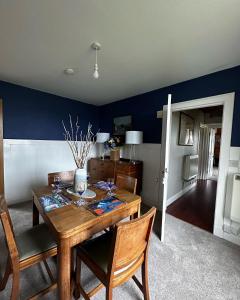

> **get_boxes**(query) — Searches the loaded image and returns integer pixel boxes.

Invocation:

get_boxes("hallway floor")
[166,179,217,233]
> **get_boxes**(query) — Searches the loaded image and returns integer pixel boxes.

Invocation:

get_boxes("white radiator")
[230,173,240,223]
[183,155,199,181]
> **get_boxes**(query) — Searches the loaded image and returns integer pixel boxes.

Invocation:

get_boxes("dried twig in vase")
[62,115,96,169]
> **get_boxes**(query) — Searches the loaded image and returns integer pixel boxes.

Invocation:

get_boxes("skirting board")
[167,182,197,207]
[213,224,240,246]
[223,231,240,247]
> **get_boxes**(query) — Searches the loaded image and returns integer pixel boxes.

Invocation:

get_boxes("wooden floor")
[166,180,217,233]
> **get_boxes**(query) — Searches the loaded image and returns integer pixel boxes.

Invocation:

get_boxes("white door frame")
[161,92,235,238]
[159,94,172,241]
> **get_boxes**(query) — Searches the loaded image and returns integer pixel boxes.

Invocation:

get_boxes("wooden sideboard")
[88,158,143,194]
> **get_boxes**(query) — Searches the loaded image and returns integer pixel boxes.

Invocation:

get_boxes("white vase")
[74,168,88,193]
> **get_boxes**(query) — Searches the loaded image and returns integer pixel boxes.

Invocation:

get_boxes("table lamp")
[125,131,143,163]
[96,132,110,159]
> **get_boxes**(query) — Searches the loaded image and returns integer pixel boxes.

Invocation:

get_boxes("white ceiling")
[0,0,240,106]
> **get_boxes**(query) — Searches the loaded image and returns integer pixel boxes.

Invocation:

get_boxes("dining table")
[32,184,141,300]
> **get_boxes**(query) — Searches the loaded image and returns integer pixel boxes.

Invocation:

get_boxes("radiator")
[230,173,240,223]
[183,155,199,181]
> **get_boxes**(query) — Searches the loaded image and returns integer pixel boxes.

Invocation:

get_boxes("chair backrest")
[108,207,156,281]
[116,174,137,194]
[0,195,19,262]
[48,170,74,185]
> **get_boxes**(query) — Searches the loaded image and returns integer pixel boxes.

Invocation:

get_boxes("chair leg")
[106,287,112,300]
[43,260,54,283]
[74,255,81,300]
[74,255,94,300]
[142,260,150,300]
[0,259,11,291]
[10,269,20,300]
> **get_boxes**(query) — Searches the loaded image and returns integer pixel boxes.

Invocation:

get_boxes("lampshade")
[125,131,143,145]
[96,132,110,143]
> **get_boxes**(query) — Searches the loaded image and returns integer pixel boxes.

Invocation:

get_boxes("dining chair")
[0,195,57,300]
[115,174,137,194]
[74,207,156,300]
[48,170,74,185]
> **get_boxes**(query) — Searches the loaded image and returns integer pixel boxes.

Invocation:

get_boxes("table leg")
[32,198,39,226]
[58,238,71,300]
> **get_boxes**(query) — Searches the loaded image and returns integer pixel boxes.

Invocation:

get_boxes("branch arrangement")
[62,115,96,169]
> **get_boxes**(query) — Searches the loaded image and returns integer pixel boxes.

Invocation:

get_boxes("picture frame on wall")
[113,115,132,144]
[178,112,194,146]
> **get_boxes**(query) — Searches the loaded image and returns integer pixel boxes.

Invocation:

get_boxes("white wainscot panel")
[230,147,240,161]
[132,144,161,208]
[4,139,97,204]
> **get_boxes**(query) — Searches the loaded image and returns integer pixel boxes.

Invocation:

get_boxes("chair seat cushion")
[15,223,57,261]
[78,231,113,273]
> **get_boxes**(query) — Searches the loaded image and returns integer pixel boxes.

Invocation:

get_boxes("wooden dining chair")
[115,174,137,194]
[0,195,57,300]
[48,170,74,185]
[74,207,156,300]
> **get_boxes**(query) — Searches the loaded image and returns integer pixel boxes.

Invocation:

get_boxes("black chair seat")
[16,223,56,261]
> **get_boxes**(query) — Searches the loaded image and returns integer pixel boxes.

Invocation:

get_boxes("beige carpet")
[0,201,240,300]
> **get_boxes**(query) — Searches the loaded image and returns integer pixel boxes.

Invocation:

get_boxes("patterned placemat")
[39,193,71,212]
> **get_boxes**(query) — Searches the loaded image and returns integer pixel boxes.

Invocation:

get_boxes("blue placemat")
[40,193,71,212]
[87,196,125,216]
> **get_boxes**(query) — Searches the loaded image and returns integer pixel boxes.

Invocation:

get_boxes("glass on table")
[75,194,86,207]
[75,181,88,207]
[107,178,115,196]
[53,175,61,193]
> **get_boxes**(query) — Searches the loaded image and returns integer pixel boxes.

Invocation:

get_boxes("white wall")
[167,110,204,201]
[4,139,161,207]
[121,144,162,209]
[223,147,240,245]
[135,144,162,208]
[4,139,97,204]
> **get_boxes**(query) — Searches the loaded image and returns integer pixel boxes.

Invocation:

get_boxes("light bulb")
[93,63,99,79]
[93,70,99,79]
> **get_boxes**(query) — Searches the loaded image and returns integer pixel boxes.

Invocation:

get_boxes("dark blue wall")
[0,81,99,140]
[1,66,240,144]
[99,66,240,146]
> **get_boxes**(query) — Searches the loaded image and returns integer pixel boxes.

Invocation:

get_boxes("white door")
[159,94,172,241]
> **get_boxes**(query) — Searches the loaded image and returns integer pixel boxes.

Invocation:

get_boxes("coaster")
[66,187,96,199]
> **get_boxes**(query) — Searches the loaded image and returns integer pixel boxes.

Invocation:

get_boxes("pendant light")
[91,42,101,79]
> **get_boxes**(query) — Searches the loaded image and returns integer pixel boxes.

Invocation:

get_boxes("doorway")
[165,106,223,233]
[159,93,235,241]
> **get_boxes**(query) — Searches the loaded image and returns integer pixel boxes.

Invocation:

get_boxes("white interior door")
[159,94,172,241]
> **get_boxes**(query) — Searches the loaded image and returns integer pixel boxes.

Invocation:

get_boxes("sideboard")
[88,158,143,194]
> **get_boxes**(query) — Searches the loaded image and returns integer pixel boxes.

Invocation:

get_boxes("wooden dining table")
[32,185,141,300]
